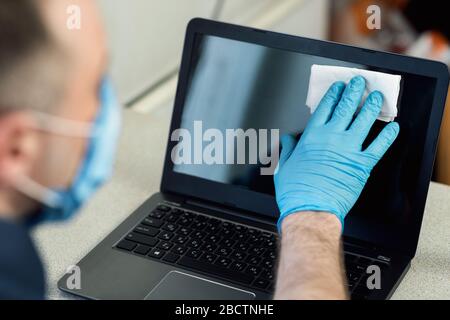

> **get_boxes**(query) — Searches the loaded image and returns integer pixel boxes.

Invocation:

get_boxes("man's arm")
[273,77,399,299]
[274,212,347,300]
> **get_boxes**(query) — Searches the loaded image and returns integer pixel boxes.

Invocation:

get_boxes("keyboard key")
[233,232,248,241]
[186,249,202,259]
[158,231,174,241]
[148,248,166,259]
[134,225,159,237]
[148,210,165,219]
[165,213,180,223]
[192,221,207,230]
[220,229,235,238]
[171,208,184,215]
[205,224,221,233]
[177,256,254,285]
[181,212,194,219]
[116,240,137,251]
[206,234,221,244]
[156,205,171,212]
[246,256,262,266]
[177,227,191,236]
[346,262,363,272]
[231,251,247,261]
[162,223,178,232]
[126,232,158,247]
[174,235,189,245]
[214,257,232,268]
[235,243,250,252]
[222,222,233,230]
[245,265,262,277]
[187,239,203,248]
[247,228,260,236]
[260,269,274,281]
[220,238,236,248]
[248,235,263,245]
[234,225,247,233]
[249,247,265,256]
[262,259,274,269]
[348,272,361,283]
[201,243,217,253]
[261,232,274,239]
[171,245,187,255]
[199,253,217,264]
[142,217,163,228]
[216,247,232,257]
[191,231,207,239]
[264,239,276,249]
[157,241,173,250]
[134,245,151,255]
[162,252,180,263]
[253,278,269,290]
[178,217,192,227]
[263,250,276,260]
[230,261,247,272]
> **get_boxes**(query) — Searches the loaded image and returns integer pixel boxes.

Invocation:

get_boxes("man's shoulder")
[0,219,46,299]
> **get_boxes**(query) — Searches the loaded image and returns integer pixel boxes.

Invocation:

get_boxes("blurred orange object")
[351,0,409,35]
[331,0,416,52]
[436,88,450,185]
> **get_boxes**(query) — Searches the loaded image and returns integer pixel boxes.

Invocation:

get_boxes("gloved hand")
[275,76,400,231]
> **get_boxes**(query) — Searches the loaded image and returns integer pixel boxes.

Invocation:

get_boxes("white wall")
[97,0,330,105]
[96,0,217,103]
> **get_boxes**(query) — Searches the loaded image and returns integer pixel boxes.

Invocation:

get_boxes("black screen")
[173,35,437,245]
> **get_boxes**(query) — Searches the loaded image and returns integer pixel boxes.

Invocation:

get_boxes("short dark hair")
[0,0,66,113]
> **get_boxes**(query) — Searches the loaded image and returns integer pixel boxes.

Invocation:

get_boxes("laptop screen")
[171,33,438,247]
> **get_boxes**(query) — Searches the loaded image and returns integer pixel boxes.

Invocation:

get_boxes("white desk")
[33,108,450,300]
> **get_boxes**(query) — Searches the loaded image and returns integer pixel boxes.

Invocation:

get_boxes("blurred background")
[96,0,449,185]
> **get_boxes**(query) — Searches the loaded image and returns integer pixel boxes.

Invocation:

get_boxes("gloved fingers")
[349,91,384,142]
[278,134,297,167]
[327,76,366,131]
[365,122,400,160]
[308,81,345,127]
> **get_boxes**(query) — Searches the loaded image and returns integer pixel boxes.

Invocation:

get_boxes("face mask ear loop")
[12,175,62,208]
[29,111,94,137]
[11,111,94,208]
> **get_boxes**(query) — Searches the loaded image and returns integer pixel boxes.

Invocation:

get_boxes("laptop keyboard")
[115,204,389,299]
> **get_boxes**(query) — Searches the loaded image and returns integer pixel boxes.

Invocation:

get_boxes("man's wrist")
[281,211,342,238]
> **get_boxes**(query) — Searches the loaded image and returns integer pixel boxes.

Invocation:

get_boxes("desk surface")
[33,108,450,300]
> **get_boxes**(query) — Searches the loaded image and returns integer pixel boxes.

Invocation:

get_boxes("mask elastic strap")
[30,111,94,137]
[13,175,62,208]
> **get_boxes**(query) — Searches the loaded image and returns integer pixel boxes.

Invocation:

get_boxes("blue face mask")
[22,78,121,225]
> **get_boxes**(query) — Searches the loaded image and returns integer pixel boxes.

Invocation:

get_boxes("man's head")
[0,0,108,219]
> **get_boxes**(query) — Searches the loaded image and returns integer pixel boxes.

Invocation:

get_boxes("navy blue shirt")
[0,219,45,299]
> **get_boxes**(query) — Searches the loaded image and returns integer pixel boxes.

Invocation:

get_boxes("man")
[0,1,398,300]
[0,0,115,298]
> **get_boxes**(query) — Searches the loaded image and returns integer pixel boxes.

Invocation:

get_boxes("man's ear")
[0,112,39,187]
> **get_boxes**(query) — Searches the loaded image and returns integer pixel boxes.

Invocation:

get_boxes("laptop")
[58,18,449,300]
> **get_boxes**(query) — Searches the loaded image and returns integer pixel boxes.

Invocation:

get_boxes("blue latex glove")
[274,76,400,232]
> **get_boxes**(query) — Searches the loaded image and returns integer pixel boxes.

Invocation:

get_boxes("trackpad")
[144,271,255,300]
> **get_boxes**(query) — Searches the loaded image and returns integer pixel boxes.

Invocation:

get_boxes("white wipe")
[306,65,402,122]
